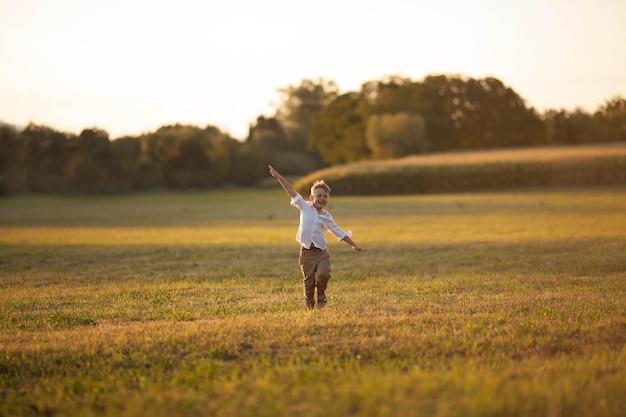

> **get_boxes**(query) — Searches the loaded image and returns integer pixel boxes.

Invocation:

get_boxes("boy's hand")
[352,246,367,252]
[269,165,297,198]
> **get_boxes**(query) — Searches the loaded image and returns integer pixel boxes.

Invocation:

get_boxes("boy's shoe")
[317,297,327,309]
[306,300,315,309]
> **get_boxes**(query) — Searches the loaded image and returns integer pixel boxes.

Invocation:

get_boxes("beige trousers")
[299,247,331,307]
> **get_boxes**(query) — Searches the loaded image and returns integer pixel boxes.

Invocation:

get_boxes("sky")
[1,0,625,141]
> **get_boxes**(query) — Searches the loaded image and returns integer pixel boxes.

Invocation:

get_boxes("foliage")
[308,75,549,164]
[0,123,268,194]
[308,92,370,164]
[275,78,339,152]
[544,108,604,145]
[595,96,626,142]
[2,76,626,195]
[1,188,625,416]
[366,112,428,158]
[246,116,321,176]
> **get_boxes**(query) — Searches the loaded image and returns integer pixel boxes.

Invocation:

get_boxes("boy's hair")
[310,180,331,195]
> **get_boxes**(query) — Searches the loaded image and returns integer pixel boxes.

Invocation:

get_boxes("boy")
[269,165,366,309]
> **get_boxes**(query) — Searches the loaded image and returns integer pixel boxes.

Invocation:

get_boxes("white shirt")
[290,193,351,250]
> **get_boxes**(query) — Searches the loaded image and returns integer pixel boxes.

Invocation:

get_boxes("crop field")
[1,186,625,416]
[293,142,626,195]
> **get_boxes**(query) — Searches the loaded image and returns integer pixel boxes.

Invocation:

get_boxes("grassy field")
[1,187,625,417]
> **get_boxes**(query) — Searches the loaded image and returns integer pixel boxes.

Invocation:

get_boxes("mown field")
[1,186,625,417]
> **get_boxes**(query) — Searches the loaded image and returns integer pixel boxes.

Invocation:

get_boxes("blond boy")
[269,165,366,309]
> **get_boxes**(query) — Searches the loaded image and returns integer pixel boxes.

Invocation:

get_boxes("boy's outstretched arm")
[343,235,366,252]
[268,165,297,198]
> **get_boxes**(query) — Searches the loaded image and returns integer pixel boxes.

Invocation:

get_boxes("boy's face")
[310,187,329,210]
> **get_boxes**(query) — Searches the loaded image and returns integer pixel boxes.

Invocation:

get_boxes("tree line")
[1,74,625,194]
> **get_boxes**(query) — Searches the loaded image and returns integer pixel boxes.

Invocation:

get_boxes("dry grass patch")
[1,187,625,416]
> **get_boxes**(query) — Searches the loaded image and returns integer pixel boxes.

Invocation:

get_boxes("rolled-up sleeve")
[324,216,351,241]
[290,193,305,209]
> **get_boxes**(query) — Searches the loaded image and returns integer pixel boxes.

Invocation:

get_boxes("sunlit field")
[294,143,626,195]
[1,187,625,417]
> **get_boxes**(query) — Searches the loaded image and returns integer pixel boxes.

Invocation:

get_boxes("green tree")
[247,116,288,149]
[66,128,119,193]
[136,153,163,190]
[366,112,428,159]
[247,116,318,175]
[275,78,339,152]
[595,96,626,142]
[149,125,214,189]
[309,74,549,164]
[359,76,431,117]
[138,124,246,189]
[420,76,545,150]
[417,75,458,151]
[165,137,211,188]
[208,130,243,185]
[0,124,23,193]
[20,123,73,192]
[309,92,369,165]
[544,108,603,144]
[111,136,142,190]
[227,141,266,185]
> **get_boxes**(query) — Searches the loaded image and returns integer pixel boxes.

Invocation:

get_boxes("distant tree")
[309,92,369,165]
[366,112,428,159]
[20,123,73,192]
[3,74,622,195]
[358,77,436,156]
[275,78,339,152]
[473,77,546,147]
[219,131,258,184]
[66,154,106,193]
[309,74,549,164]
[135,153,162,190]
[165,137,211,188]
[76,128,110,154]
[544,108,603,144]
[247,115,320,175]
[359,76,432,119]
[595,96,626,142]
[228,141,266,185]
[309,76,452,160]
[247,116,288,149]
[0,124,22,193]
[145,125,214,189]
[420,76,546,150]
[111,136,142,190]
[138,124,246,189]
[207,131,243,185]
[417,75,458,151]
[65,128,119,193]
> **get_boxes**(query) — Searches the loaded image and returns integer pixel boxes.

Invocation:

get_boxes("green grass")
[1,187,625,417]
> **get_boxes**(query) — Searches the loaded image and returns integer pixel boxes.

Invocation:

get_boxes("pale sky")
[1,0,625,140]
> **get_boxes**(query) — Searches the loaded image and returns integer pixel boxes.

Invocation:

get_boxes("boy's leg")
[315,251,331,305]
[299,250,317,308]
